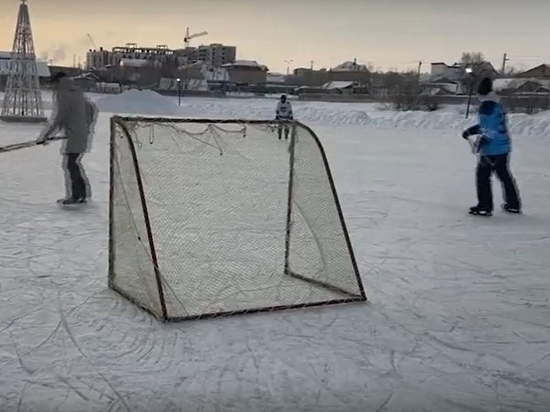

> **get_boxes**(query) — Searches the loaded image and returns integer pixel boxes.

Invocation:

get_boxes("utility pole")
[501,53,509,75]
[416,60,423,98]
[310,60,314,70]
[284,59,293,76]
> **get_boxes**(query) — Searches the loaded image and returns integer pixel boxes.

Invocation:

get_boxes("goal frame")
[108,115,366,322]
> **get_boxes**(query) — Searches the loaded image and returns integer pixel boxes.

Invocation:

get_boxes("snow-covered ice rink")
[1,93,550,412]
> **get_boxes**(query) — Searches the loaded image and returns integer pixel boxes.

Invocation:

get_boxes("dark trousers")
[63,153,87,200]
[277,123,290,139]
[476,153,521,211]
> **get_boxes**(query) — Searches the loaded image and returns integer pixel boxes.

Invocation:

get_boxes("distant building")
[494,78,550,94]
[0,51,50,77]
[292,60,370,87]
[332,60,369,71]
[330,61,370,83]
[86,42,236,70]
[86,44,176,70]
[431,61,498,81]
[430,62,463,81]
[196,44,236,67]
[221,60,268,84]
[420,77,462,95]
[0,51,50,88]
[516,64,550,78]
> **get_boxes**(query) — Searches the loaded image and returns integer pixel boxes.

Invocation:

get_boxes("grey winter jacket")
[43,78,97,153]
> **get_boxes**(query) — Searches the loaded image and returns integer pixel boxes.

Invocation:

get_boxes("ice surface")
[0,97,549,411]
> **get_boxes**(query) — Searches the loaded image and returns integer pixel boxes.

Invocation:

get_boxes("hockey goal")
[109,116,366,321]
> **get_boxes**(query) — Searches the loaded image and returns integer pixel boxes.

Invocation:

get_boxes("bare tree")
[461,52,486,68]
[461,51,497,77]
[505,66,520,76]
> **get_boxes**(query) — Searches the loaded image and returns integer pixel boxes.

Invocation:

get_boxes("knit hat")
[477,77,493,96]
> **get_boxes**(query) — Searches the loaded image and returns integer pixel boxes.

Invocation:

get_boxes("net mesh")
[109,117,365,320]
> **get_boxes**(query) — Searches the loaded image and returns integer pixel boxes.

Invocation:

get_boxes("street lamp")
[284,59,293,76]
[465,67,475,119]
[176,78,182,106]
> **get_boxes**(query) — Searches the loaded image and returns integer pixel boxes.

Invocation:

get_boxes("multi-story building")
[86,44,176,69]
[86,43,236,70]
[170,43,236,67]
[196,44,236,67]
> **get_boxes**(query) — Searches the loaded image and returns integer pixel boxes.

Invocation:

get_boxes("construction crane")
[86,33,98,50]
[183,27,208,48]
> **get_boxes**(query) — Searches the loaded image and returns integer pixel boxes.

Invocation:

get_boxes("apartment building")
[196,44,236,67]
[85,44,176,69]
[86,43,236,70]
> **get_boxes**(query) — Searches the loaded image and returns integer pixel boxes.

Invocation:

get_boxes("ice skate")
[57,197,87,208]
[469,205,492,217]
[501,204,521,214]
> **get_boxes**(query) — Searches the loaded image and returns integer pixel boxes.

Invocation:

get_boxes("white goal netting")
[109,116,365,321]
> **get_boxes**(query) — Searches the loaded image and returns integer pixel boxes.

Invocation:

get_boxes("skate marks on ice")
[347,195,550,407]
[1,120,550,411]
[318,126,550,411]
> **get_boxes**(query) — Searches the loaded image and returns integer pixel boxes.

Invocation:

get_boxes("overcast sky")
[0,0,549,73]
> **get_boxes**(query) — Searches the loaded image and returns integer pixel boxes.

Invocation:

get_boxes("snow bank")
[176,98,550,137]
[360,109,550,138]
[3,88,548,137]
[95,89,179,115]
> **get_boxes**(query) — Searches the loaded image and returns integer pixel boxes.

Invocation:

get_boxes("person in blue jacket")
[462,77,521,216]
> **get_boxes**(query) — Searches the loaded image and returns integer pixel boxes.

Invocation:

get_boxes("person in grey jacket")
[37,72,97,205]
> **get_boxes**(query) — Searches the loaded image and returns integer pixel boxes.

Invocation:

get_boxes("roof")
[221,60,268,71]
[321,81,354,90]
[431,62,462,68]
[517,64,550,77]
[333,61,369,71]
[72,72,100,81]
[421,83,459,94]
[493,77,550,91]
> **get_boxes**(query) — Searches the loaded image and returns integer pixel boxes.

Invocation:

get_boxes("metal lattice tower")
[0,0,47,123]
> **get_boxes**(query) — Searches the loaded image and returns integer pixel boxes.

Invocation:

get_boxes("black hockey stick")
[0,135,66,154]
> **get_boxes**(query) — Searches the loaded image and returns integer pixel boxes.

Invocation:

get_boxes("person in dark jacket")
[462,77,521,216]
[37,72,98,205]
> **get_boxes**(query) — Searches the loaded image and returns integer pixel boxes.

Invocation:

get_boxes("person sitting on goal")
[275,94,293,140]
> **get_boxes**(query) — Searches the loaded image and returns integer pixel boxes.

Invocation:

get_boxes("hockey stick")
[0,135,65,154]
[466,135,481,154]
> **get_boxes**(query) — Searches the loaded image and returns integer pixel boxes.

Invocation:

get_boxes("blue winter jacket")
[463,92,511,156]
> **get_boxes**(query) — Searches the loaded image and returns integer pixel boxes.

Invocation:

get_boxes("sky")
[0,0,549,73]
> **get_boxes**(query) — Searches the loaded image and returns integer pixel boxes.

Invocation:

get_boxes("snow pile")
[353,108,550,137]
[95,89,179,115]
[176,97,550,137]
[178,99,375,125]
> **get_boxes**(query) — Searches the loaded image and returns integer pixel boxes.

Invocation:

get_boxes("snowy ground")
[0,95,550,411]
